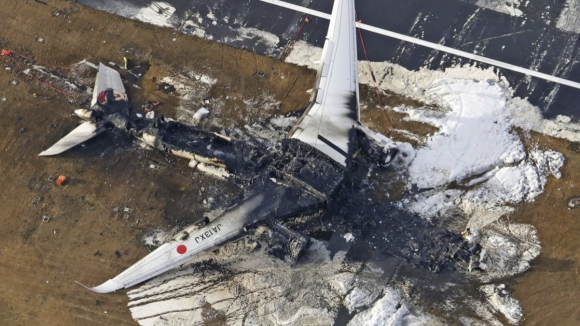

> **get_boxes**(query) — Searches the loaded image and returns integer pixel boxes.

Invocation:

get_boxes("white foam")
[406,79,525,189]
[342,233,355,242]
[141,228,176,247]
[481,284,523,324]
[475,0,524,17]
[134,2,178,28]
[348,288,440,326]
[285,40,323,69]
[462,149,564,210]
[129,241,356,326]
[394,79,552,292]
[390,79,565,219]
[408,189,463,220]
[220,26,281,53]
[508,97,580,143]
[556,0,580,33]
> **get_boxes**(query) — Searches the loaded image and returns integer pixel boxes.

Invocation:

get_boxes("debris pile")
[1,50,94,103]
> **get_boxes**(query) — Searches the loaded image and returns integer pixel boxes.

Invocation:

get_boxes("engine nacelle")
[74,109,93,121]
[142,133,157,147]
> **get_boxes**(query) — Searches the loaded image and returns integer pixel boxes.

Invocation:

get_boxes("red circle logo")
[176,245,187,254]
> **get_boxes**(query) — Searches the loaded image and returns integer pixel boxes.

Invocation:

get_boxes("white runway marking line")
[260,0,331,19]
[261,0,580,90]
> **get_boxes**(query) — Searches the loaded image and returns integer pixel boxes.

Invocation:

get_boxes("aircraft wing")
[82,193,268,293]
[38,122,104,156]
[289,0,359,166]
[81,171,328,293]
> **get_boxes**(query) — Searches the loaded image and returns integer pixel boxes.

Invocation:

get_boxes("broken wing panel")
[91,63,127,107]
[290,0,359,166]
[85,194,267,293]
[38,122,104,156]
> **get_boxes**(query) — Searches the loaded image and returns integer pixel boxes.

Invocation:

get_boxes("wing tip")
[74,281,93,291]
[75,279,124,294]
[38,122,102,157]
[38,149,65,156]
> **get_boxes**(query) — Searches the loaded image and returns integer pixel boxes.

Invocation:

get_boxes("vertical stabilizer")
[91,63,127,107]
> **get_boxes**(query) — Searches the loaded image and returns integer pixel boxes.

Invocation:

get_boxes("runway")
[78,0,580,120]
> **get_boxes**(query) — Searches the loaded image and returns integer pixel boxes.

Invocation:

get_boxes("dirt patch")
[0,1,314,325]
[359,84,438,144]
[508,132,580,326]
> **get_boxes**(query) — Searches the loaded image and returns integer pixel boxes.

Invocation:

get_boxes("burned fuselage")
[72,87,480,294]
[44,68,482,295]
[49,0,483,294]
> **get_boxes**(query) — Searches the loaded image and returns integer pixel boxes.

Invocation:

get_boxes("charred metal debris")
[84,89,482,272]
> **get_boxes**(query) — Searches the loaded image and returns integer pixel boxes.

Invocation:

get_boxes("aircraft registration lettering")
[194,224,222,244]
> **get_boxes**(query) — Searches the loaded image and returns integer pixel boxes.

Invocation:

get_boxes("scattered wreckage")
[40,0,482,293]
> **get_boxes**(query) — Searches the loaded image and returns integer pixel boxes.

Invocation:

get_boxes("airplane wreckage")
[40,0,485,293]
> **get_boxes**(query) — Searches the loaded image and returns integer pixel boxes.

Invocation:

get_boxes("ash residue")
[126,128,489,325]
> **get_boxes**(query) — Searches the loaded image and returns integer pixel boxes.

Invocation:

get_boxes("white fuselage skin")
[89,193,267,293]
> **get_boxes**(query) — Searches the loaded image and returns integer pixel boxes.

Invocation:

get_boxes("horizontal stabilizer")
[39,122,104,156]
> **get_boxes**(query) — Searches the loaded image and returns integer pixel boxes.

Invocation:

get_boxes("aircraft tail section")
[289,0,359,166]
[39,63,126,156]
[91,63,127,107]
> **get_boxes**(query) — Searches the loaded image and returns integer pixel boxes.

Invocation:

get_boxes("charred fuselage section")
[83,89,480,274]
[138,117,270,180]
